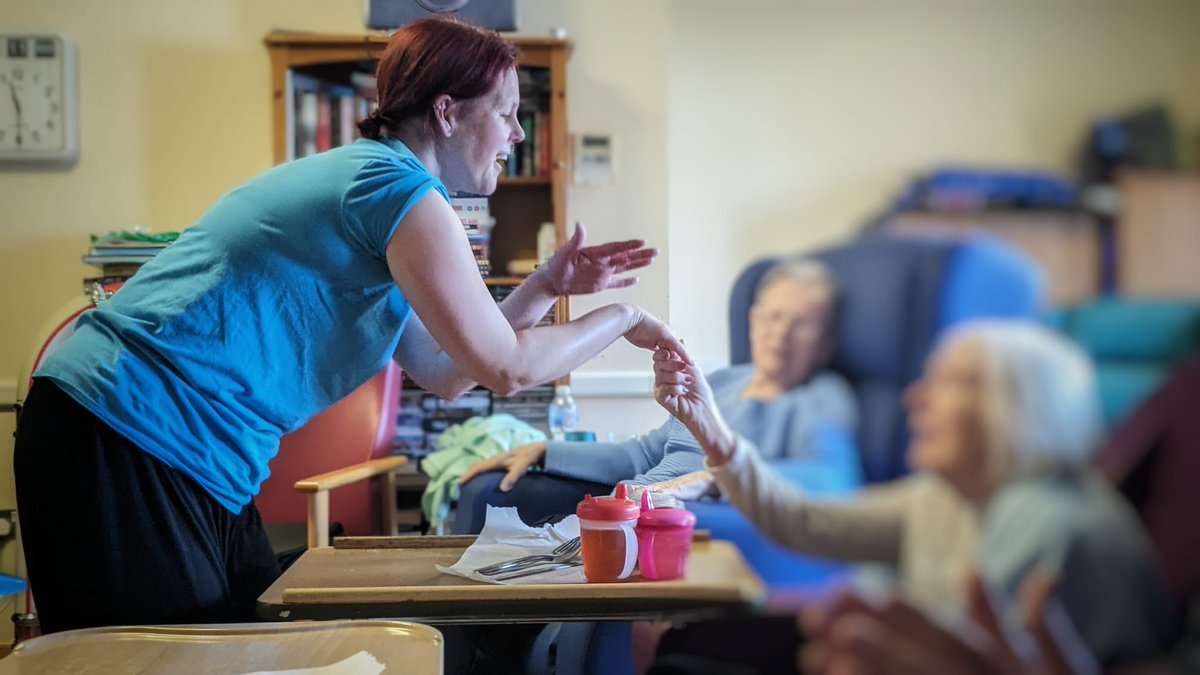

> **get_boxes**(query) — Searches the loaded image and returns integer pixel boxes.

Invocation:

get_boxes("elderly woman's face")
[749,278,832,388]
[904,339,989,490]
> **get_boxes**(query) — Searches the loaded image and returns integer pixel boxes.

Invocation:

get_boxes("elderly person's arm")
[623,416,706,486]
[711,435,913,562]
[460,420,679,491]
[653,350,910,563]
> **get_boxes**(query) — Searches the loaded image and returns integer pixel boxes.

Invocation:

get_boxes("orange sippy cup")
[576,483,640,582]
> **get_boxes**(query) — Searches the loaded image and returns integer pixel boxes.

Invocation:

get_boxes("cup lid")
[638,507,697,528]
[576,482,640,521]
[638,489,697,528]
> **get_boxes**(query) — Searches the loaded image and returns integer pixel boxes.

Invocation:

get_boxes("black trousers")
[14,379,280,633]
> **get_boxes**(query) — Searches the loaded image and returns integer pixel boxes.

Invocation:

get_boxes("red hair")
[358,17,519,139]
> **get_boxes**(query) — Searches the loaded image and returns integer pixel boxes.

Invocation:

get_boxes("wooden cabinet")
[1117,170,1200,298]
[886,210,1103,307]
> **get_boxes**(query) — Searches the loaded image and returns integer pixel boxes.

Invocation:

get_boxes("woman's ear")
[431,94,455,137]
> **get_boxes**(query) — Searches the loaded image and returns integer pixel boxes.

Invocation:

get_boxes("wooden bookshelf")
[264,31,572,456]
[483,276,528,287]
[265,31,570,326]
[498,176,553,186]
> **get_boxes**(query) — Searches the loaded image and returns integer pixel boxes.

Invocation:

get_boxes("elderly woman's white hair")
[753,258,836,305]
[939,320,1102,481]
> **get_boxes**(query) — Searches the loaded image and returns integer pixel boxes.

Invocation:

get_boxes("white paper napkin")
[240,651,384,675]
[436,506,585,585]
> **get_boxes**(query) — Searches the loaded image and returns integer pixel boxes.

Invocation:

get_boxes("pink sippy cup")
[635,490,697,581]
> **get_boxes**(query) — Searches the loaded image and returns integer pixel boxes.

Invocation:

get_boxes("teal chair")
[1045,299,1200,429]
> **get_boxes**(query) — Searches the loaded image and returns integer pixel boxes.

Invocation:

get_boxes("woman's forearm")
[495,268,560,331]
[488,303,640,395]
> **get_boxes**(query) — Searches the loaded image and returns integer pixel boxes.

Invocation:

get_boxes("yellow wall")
[2,0,1200,422]
[666,0,1200,367]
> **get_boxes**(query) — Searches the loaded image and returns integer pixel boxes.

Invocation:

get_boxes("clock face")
[0,33,78,163]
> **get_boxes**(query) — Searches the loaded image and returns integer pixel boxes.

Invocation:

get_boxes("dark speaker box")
[365,0,518,31]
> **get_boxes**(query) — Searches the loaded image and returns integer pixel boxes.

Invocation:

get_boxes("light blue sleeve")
[542,420,674,485]
[341,159,448,258]
[623,417,706,486]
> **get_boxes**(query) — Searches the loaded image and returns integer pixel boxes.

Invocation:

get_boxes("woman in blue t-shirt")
[14,17,688,633]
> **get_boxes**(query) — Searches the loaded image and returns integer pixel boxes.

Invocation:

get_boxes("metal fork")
[490,560,584,582]
[475,537,581,576]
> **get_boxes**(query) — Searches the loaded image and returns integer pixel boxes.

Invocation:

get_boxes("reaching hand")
[538,223,658,296]
[652,349,738,465]
[652,348,715,430]
[459,442,547,492]
[624,307,691,364]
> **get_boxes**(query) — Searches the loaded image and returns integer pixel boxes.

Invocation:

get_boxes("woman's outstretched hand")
[623,306,691,365]
[538,223,658,296]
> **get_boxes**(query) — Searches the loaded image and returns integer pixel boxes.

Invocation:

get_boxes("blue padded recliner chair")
[693,233,1044,590]
[549,234,1044,675]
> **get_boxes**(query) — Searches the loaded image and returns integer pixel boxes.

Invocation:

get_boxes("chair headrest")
[730,235,1043,383]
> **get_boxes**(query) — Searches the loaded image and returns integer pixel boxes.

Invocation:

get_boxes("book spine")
[315,92,332,153]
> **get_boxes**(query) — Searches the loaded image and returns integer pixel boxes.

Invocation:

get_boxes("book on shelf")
[451,195,493,278]
[291,73,376,160]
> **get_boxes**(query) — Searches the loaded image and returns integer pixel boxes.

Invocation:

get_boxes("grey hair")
[754,258,837,306]
[939,320,1101,481]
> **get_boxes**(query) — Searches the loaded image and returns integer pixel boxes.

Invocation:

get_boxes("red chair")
[17,293,410,554]
[256,361,409,549]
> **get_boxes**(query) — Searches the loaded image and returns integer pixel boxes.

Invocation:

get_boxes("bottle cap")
[637,489,697,529]
[554,384,571,396]
[576,482,639,521]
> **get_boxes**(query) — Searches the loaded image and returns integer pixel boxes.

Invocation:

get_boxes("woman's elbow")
[482,367,533,398]
[429,381,474,401]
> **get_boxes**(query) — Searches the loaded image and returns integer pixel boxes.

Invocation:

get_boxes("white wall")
[520,1,675,435]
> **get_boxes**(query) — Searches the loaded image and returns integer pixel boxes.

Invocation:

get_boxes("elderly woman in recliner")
[454,260,862,534]
[653,319,1179,668]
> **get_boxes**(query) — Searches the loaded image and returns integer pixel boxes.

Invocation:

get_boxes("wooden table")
[258,535,767,624]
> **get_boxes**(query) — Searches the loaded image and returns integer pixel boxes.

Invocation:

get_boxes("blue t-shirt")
[38,137,447,513]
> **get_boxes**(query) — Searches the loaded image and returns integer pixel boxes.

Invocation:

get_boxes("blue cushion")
[1070,300,1200,362]
[938,236,1045,331]
[1095,361,1172,428]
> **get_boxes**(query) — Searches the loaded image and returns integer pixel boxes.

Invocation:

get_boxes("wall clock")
[0,32,79,165]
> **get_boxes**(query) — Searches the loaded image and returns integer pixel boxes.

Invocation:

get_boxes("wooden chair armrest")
[293,456,410,548]
[293,456,409,494]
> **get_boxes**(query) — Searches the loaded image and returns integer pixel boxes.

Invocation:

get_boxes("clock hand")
[9,81,22,146]
[7,81,19,117]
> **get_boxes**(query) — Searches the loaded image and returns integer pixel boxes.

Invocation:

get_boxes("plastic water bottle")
[547,384,579,441]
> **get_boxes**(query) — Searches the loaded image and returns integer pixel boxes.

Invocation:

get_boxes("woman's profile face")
[903,339,990,492]
[439,67,525,195]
